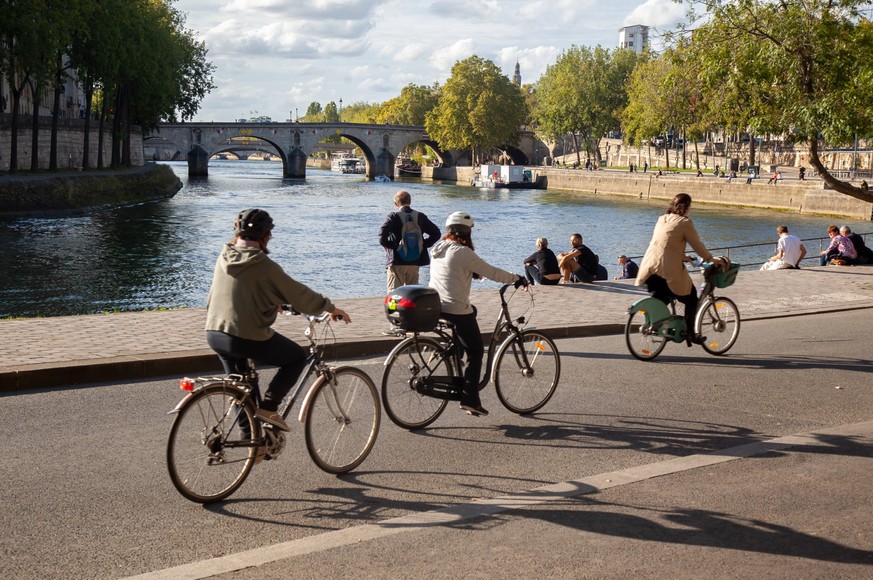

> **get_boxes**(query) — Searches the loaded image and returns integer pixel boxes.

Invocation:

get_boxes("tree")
[305,101,323,120]
[677,0,873,202]
[378,83,440,125]
[323,101,339,123]
[535,46,642,166]
[425,55,526,165]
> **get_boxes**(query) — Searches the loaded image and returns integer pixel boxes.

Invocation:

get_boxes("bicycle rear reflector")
[179,378,195,392]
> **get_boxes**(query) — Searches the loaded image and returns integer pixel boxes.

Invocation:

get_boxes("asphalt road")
[2,311,872,579]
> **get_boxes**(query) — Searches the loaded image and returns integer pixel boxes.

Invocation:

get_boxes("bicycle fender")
[627,296,671,323]
[298,374,327,423]
[167,392,197,415]
[382,337,418,366]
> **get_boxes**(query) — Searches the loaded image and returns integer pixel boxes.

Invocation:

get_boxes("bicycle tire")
[166,382,259,504]
[304,367,381,474]
[695,296,741,355]
[494,330,560,414]
[625,310,668,361]
[381,336,451,429]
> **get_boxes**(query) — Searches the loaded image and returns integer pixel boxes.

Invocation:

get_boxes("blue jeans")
[206,331,308,411]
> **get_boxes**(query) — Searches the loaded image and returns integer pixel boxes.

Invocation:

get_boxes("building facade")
[618,24,649,53]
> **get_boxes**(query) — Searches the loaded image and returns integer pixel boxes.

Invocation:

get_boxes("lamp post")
[339,98,342,121]
[295,107,298,122]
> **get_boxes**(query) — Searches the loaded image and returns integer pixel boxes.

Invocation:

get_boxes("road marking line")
[125,419,873,580]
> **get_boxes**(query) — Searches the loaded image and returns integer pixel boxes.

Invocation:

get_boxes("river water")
[1,160,867,318]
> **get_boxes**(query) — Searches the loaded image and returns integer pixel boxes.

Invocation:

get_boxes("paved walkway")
[3,266,873,391]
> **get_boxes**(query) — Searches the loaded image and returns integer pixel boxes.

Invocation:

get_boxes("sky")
[174,0,688,123]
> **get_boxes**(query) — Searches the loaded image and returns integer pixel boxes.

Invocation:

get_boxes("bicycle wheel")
[304,367,381,475]
[167,383,259,504]
[695,296,741,355]
[625,310,668,361]
[494,330,560,414]
[381,336,451,429]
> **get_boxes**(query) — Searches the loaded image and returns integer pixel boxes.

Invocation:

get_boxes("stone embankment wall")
[0,115,143,172]
[425,166,873,220]
[0,163,182,216]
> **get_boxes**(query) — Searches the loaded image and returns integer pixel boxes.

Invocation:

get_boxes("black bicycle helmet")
[235,208,274,240]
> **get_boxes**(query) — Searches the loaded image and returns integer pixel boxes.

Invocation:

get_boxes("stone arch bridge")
[145,122,544,178]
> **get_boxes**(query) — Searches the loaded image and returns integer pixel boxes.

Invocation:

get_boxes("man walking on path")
[379,190,441,334]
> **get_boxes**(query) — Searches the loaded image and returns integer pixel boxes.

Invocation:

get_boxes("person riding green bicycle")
[205,208,351,432]
[635,193,722,347]
[429,211,527,417]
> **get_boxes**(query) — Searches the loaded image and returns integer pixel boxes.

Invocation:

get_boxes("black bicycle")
[381,285,561,429]
[166,312,380,504]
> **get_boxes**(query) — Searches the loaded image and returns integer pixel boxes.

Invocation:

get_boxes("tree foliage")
[377,83,440,125]
[425,55,526,164]
[535,46,642,164]
[676,0,873,201]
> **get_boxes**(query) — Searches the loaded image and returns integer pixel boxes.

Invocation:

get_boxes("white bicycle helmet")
[445,211,474,230]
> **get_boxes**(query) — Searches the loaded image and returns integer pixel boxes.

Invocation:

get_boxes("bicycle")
[625,261,741,361]
[166,311,381,504]
[381,284,561,429]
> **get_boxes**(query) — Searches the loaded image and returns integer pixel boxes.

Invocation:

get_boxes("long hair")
[443,229,474,251]
[666,193,692,216]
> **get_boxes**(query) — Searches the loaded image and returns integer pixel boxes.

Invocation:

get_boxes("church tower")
[512,61,521,86]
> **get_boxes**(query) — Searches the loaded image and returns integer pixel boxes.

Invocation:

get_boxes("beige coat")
[635,213,713,296]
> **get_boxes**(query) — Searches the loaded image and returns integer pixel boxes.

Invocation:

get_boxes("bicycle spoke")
[494,331,560,414]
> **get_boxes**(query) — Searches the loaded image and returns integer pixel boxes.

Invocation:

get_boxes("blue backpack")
[396,209,423,262]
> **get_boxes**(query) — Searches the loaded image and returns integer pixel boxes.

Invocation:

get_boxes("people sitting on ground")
[840,225,872,265]
[799,166,806,181]
[523,237,562,285]
[746,169,756,184]
[767,170,779,185]
[760,225,807,270]
[727,170,737,183]
[697,169,703,177]
[819,224,857,266]
[614,255,639,280]
[558,234,600,283]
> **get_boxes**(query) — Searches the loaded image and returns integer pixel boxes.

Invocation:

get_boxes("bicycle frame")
[385,284,533,393]
[626,268,720,344]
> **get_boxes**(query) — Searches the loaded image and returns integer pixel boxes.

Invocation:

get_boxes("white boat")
[472,164,544,189]
[331,156,365,174]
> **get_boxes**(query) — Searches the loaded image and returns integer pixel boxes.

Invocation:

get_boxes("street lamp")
[339,98,342,121]
[295,107,298,122]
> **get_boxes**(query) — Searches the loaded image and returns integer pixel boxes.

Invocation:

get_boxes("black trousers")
[644,274,699,333]
[440,309,484,407]
[206,330,308,411]
[525,264,560,285]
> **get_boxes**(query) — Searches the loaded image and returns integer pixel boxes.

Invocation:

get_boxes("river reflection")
[0,160,866,317]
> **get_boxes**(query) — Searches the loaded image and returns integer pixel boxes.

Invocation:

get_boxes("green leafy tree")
[535,46,641,166]
[323,101,339,123]
[378,83,440,125]
[677,0,873,201]
[304,101,323,121]
[425,55,526,164]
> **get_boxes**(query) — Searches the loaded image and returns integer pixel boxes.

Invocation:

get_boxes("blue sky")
[174,0,687,122]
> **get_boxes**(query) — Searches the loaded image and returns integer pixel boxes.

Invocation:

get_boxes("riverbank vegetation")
[0,0,214,173]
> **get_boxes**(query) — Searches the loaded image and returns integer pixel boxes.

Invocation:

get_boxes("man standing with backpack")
[379,190,441,335]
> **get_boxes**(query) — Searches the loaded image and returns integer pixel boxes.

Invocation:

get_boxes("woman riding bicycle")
[635,193,717,347]
[429,211,526,417]
[205,208,351,432]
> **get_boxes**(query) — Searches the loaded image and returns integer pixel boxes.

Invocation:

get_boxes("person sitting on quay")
[523,237,562,285]
[767,170,780,185]
[840,225,872,265]
[746,169,756,184]
[558,233,600,283]
[760,225,807,270]
[819,224,857,266]
[614,255,639,280]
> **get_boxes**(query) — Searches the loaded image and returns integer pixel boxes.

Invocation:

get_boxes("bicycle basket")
[710,263,740,288]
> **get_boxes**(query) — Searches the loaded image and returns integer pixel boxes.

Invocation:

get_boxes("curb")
[3,304,872,393]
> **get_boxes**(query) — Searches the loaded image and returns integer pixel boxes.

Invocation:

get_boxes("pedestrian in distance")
[379,190,441,335]
[205,208,351,432]
[759,225,807,270]
[614,255,639,280]
[523,237,562,285]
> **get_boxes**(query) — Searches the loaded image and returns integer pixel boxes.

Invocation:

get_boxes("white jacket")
[429,239,518,315]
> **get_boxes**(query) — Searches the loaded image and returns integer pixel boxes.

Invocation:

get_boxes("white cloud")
[429,38,477,73]
[623,0,686,29]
